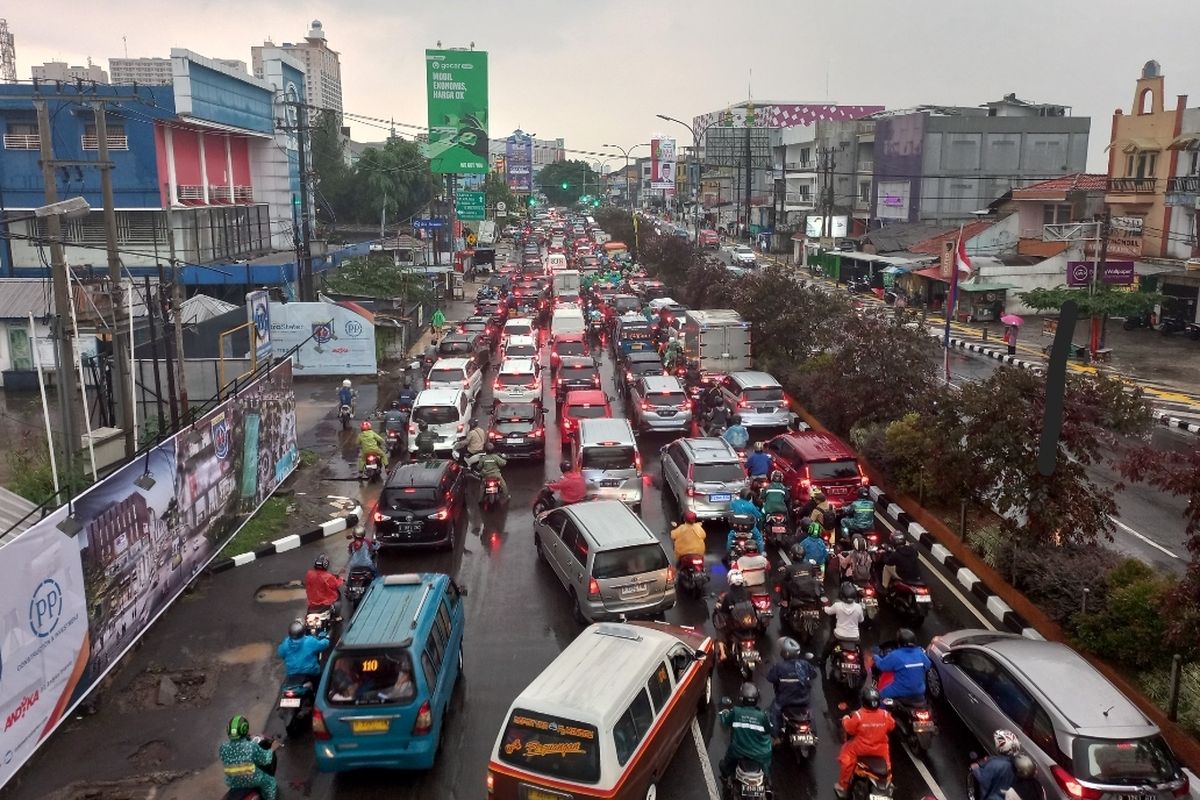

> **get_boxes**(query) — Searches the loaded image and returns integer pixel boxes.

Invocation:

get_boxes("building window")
[797,185,811,201]
[799,147,810,167]
[1043,203,1072,225]
[860,181,871,202]
[3,122,39,150]
[1128,150,1157,178]
[82,124,129,151]
[1190,152,1199,176]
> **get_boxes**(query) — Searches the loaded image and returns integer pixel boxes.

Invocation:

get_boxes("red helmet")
[683,510,698,524]
[360,420,372,431]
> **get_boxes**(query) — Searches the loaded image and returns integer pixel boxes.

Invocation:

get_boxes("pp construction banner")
[425,48,489,174]
[269,298,377,376]
[0,360,297,789]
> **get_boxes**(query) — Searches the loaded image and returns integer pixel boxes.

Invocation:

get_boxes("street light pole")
[603,143,649,211]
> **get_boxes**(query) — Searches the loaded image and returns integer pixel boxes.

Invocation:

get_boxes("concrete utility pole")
[295,110,314,301]
[35,98,80,492]
[93,101,136,457]
[164,204,189,418]
[818,145,839,246]
[742,124,752,241]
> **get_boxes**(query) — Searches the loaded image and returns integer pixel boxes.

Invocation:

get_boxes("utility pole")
[743,124,752,241]
[295,112,314,301]
[93,101,136,457]
[1093,208,1112,353]
[163,204,189,418]
[35,98,80,494]
[818,145,838,246]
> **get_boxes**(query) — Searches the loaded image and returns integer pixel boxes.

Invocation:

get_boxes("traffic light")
[528,196,537,207]
[561,181,569,190]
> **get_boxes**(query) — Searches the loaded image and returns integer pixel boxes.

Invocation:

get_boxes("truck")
[477,220,497,246]
[552,269,581,300]
[682,309,752,376]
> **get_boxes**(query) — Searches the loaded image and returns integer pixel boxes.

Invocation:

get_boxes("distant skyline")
[7,0,1200,170]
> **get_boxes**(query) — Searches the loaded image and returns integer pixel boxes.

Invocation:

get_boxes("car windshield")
[427,368,464,384]
[592,544,669,579]
[497,372,536,386]
[1072,736,1177,785]
[325,648,416,706]
[643,391,685,406]
[506,324,532,336]
[440,341,472,355]
[560,366,597,381]
[582,445,635,470]
[568,405,608,419]
[496,710,600,786]
[809,459,860,480]
[693,462,745,484]
[413,406,459,425]
[556,341,587,357]
[742,387,784,402]
[505,344,537,358]
[381,486,440,511]
[630,362,663,376]
[614,297,641,313]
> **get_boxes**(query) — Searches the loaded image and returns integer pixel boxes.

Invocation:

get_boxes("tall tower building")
[0,19,16,83]
[252,20,342,116]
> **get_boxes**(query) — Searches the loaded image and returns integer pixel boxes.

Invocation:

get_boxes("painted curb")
[1152,411,1200,435]
[207,506,362,574]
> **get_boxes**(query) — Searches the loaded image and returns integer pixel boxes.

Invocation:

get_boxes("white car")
[425,357,483,400]
[408,389,473,454]
[500,334,540,368]
[503,317,536,342]
[493,358,542,405]
[731,245,756,266]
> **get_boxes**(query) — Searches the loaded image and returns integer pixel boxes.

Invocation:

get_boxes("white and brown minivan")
[486,622,714,800]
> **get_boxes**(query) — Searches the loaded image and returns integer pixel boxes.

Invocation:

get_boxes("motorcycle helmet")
[839,581,859,602]
[342,379,352,388]
[897,627,917,648]
[770,470,784,483]
[858,486,870,499]
[314,554,330,570]
[753,441,764,452]
[1013,753,1036,779]
[228,714,251,740]
[861,686,881,710]
[485,442,496,453]
[361,420,373,431]
[788,542,807,562]
[418,422,429,431]
[743,539,759,554]
[779,637,802,661]
[739,488,752,501]
[391,400,400,409]
[890,531,906,548]
[738,682,760,707]
[807,521,823,538]
[993,729,1021,755]
[288,620,305,639]
[683,510,698,524]
[353,527,366,541]
[811,488,825,502]
[560,460,572,474]
[728,569,746,587]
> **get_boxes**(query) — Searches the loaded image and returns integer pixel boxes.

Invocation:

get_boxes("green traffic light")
[561,181,569,190]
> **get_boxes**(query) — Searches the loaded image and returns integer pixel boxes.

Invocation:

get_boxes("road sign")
[496,201,507,212]
[412,218,445,230]
[456,191,486,221]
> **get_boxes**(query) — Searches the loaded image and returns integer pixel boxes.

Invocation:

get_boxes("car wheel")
[534,533,546,561]
[568,588,587,624]
[645,784,657,800]
[926,666,943,700]
[441,525,456,552]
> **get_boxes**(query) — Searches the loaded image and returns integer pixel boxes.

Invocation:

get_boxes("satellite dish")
[1142,60,1161,79]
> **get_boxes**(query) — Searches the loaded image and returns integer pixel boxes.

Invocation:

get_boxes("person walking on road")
[431,307,446,339]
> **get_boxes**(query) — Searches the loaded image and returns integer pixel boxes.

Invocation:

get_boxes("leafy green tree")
[484,171,517,217]
[352,139,439,227]
[537,160,598,205]
[1019,285,1164,351]
[322,254,432,301]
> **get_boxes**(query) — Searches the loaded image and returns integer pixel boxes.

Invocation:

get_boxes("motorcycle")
[222,736,277,800]
[830,638,865,690]
[480,475,505,511]
[276,675,316,737]
[532,485,557,516]
[303,605,335,638]
[780,595,825,643]
[344,566,376,610]
[749,589,774,633]
[748,475,771,505]
[848,755,894,800]
[781,704,818,761]
[361,453,383,483]
[718,600,762,679]
[857,581,879,622]
[873,642,938,753]
[884,578,932,625]
[763,512,789,547]
[727,758,772,800]
[338,403,352,431]
[384,426,404,458]
[676,553,709,596]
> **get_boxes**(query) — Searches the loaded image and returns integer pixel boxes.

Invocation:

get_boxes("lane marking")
[1109,514,1180,559]
[903,741,950,800]
[690,717,722,800]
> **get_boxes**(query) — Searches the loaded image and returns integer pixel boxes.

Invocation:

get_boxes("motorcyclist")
[760,470,789,516]
[472,442,509,502]
[1010,754,1042,800]
[798,521,831,575]
[715,570,753,662]
[766,637,820,734]
[777,552,826,607]
[726,499,765,554]
[413,421,438,459]
[822,582,865,675]
[545,460,588,507]
[881,531,922,589]
[705,401,730,435]
[745,441,772,479]
[835,687,895,798]
[842,487,877,535]
[838,534,875,584]
[396,376,418,410]
[277,619,330,683]
[670,510,707,566]
[795,488,837,534]
[356,420,388,474]
[346,528,379,577]
[459,421,488,460]
[337,378,355,410]
[382,401,407,440]
[304,554,343,612]
[734,539,770,591]
[718,682,773,782]
[873,628,931,703]
[723,414,750,451]
[971,729,1023,800]
[219,715,279,800]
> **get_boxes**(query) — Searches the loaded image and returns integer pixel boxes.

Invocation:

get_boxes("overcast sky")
[9,0,1200,170]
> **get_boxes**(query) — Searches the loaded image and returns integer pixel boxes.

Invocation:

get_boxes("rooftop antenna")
[826,60,830,100]
[123,35,128,58]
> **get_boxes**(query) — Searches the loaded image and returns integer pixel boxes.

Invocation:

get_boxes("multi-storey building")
[108,57,174,86]
[252,20,342,116]
[31,60,108,84]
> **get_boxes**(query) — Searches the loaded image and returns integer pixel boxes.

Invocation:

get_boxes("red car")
[763,431,869,507]
[549,332,590,371]
[698,229,720,248]
[559,389,612,439]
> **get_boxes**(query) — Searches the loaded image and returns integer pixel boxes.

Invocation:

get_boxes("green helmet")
[807,521,823,538]
[228,714,250,740]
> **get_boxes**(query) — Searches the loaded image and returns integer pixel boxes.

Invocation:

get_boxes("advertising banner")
[269,299,377,376]
[0,361,297,790]
[246,289,272,364]
[425,49,489,174]
[650,138,676,190]
[1066,260,1136,287]
[506,132,533,192]
[806,216,849,238]
[456,190,486,221]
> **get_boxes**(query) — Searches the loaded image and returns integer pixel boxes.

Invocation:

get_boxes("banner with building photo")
[425,49,489,174]
[651,137,677,191]
[269,299,377,376]
[0,360,297,790]
[506,132,533,192]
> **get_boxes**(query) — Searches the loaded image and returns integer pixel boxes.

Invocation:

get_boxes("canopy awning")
[958,280,1017,292]
[1105,137,1161,154]
[1168,132,1200,152]
[913,267,949,284]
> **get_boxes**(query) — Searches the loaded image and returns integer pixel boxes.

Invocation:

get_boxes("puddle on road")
[255,583,307,603]
[217,642,273,665]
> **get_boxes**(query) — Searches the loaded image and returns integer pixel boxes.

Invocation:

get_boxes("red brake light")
[916,586,930,595]
[532,427,544,437]
[864,585,876,596]
[641,401,652,411]
[860,468,870,487]
[845,650,859,661]
[313,709,330,740]
[666,564,676,584]
[372,510,387,523]
[489,430,502,440]
[413,700,433,735]
[457,423,465,432]
[430,507,450,521]
[409,423,417,434]
[1052,767,1102,800]
[587,577,601,599]
[634,451,642,474]
[913,709,931,720]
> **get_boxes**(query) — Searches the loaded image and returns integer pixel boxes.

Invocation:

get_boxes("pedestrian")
[431,307,446,339]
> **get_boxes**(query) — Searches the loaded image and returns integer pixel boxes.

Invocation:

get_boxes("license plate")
[863,597,878,608]
[870,794,892,800]
[770,525,786,533]
[842,662,861,671]
[657,410,677,417]
[790,733,815,746]
[600,479,620,488]
[757,406,773,413]
[521,787,574,800]
[507,436,526,444]
[709,493,731,502]
[916,594,932,603]
[620,583,649,598]
[278,697,302,708]
[397,522,420,534]
[350,719,391,735]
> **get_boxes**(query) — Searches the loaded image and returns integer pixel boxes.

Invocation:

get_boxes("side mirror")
[694,648,707,662]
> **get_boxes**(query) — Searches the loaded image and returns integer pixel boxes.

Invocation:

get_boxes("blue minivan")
[312,572,466,771]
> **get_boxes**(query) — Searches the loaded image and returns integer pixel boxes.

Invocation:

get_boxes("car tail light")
[429,507,450,521]
[860,468,870,487]
[486,770,494,796]
[686,482,696,497]
[641,401,652,411]
[913,708,931,721]
[425,379,432,389]
[457,422,465,432]
[413,700,433,735]
[634,451,642,475]
[1052,767,1102,800]
[489,429,502,440]
[312,709,330,740]
[493,381,502,390]
[372,510,387,523]
[532,427,544,438]
[666,564,676,584]
[409,423,417,434]
[462,379,471,388]
[800,467,812,491]
[526,381,539,389]
[587,577,601,599]
[738,399,750,409]
[1172,775,1190,798]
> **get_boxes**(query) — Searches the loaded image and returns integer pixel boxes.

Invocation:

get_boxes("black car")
[438,332,490,368]
[475,299,508,327]
[488,402,546,459]
[459,316,499,349]
[372,460,465,549]
[554,355,601,403]
[621,350,667,394]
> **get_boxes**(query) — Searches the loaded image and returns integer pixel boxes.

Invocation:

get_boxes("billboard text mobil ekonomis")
[425,49,489,175]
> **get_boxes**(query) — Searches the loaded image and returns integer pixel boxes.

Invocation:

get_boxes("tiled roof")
[1011,173,1107,198]
[908,220,996,255]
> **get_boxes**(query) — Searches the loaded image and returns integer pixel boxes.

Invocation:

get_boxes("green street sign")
[456,191,486,221]
[425,49,489,174]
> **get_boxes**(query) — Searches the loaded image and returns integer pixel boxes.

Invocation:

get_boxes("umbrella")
[1000,314,1024,326]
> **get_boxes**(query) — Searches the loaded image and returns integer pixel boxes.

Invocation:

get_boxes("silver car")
[719,371,790,428]
[660,437,747,521]
[630,374,693,433]
[928,630,1188,800]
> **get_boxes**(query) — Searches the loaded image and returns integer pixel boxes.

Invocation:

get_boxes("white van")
[573,418,642,509]
[551,306,587,338]
[408,388,473,454]
[425,357,482,400]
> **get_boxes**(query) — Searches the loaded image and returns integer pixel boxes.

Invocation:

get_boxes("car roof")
[565,500,656,546]
[505,334,536,345]
[431,357,470,370]
[779,431,856,461]
[340,572,448,649]
[440,332,472,343]
[565,389,607,405]
[499,358,536,373]
[682,437,741,463]
[641,375,684,392]
[626,350,663,363]
[505,317,534,326]
[559,356,596,368]
[579,417,635,443]
[730,370,780,387]
[515,622,686,725]
[385,460,449,489]
[414,388,463,405]
[493,402,539,419]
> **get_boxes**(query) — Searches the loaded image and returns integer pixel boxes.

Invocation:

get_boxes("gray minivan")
[533,500,676,623]
[660,437,748,520]
[573,418,642,510]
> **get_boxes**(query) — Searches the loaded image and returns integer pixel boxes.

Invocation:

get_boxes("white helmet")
[728,570,745,587]
[993,729,1021,755]
[342,379,352,388]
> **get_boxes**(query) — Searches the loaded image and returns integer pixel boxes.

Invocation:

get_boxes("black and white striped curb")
[1153,411,1200,435]
[865,486,1045,641]
[943,335,1043,371]
[208,506,362,574]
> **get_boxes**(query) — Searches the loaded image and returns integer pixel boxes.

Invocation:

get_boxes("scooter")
[676,554,709,596]
[847,754,894,800]
[338,403,353,430]
[857,580,879,622]
[361,453,383,483]
[884,578,932,625]
[830,638,865,690]
[717,698,775,799]
[384,427,404,458]
[874,642,938,754]
[717,601,763,680]
[763,512,789,547]
[222,736,277,799]
[480,475,505,511]
[780,595,825,643]
[303,605,336,638]
[277,675,317,738]
[344,566,376,611]
[781,704,818,762]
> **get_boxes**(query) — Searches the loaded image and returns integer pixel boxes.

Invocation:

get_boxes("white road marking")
[1109,514,1180,559]
[690,717,721,800]
[903,741,950,800]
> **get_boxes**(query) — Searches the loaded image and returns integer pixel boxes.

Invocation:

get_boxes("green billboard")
[425,49,489,174]
[456,191,486,221]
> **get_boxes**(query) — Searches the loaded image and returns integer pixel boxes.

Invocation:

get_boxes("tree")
[352,139,439,227]
[322,254,432,301]
[484,171,517,217]
[537,160,598,206]
[308,110,355,230]
[1019,285,1164,351]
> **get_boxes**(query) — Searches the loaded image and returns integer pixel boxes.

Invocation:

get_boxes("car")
[698,229,720,248]
[425,357,483,400]
[550,331,590,372]
[372,460,466,549]
[764,430,867,507]
[717,370,790,428]
[573,418,642,509]
[621,350,667,395]
[635,280,669,302]
[499,334,539,367]
[487,402,545,459]
[437,332,490,368]
[501,317,535,342]
[928,630,1189,800]
[459,316,499,349]
[629,374,692,433]
[731,245,756,266]
[608,293,642,318]
[492,358,542,405]
[660,437,748,520]
[559,389,612,440]
[554,355,601,404]
[408,389,474,454]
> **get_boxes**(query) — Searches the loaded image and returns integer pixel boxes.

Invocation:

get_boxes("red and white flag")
[955,236,973,276]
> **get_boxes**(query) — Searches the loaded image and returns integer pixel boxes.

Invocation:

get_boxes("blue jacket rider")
[727,494,764,552]
[277,621,330,679]
[337,379,354,408]
[798,523,830,568]
[723,417,749,451]
[766,638,820,731]
[873,629,931,702]
[745,443,772,478]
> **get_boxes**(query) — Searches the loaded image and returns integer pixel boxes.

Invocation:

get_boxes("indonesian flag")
[955,236,974,276]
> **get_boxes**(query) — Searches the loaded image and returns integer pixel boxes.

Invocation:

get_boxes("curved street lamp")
[603,142,649,210]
